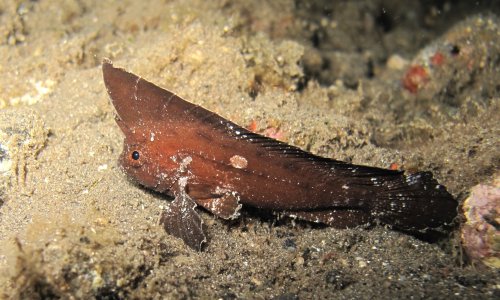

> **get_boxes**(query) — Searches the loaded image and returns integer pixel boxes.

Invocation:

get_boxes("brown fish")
[102,60,457,250]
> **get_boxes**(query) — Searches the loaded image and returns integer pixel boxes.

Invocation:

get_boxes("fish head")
[116,120,178,193]
[103,60,179,193]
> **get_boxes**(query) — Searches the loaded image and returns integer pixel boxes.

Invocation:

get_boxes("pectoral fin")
[196,191,242,220]
[160,191,206,251]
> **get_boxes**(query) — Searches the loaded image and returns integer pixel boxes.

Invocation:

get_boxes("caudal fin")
[371,171,457,234]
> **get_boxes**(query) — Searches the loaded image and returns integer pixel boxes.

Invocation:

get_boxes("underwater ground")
[0,0,498,299]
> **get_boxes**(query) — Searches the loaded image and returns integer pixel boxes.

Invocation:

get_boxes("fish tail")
[370,171,457,233]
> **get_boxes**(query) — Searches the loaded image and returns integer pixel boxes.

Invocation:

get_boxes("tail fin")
[370,171,457,234]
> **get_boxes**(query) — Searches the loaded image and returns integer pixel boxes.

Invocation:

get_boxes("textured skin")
[103,60,457,250]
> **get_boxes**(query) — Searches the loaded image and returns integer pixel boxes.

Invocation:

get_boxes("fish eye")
[131,151,140,160]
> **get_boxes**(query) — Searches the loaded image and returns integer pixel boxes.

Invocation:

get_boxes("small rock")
[324,269,353,290]
[461,178,500,268]
[386,54,408,70]
[283,238,297,251]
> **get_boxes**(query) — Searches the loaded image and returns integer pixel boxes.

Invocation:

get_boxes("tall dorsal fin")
[103,60,400,178]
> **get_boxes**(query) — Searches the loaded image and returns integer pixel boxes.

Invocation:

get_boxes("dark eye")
[131,151,140,160]
[450,44,460,56]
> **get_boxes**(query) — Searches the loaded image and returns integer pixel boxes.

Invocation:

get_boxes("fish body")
[103,60,457,250]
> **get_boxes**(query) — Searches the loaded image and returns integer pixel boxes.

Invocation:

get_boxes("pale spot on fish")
[230,155,248,169]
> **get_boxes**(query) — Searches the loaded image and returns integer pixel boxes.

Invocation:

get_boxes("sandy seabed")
[0,1,499,299]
